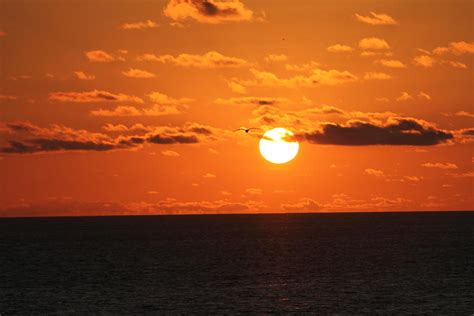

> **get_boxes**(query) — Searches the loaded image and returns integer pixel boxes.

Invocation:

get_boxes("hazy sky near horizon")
[1,0,473,216]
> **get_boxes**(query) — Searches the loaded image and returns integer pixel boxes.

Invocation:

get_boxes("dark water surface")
[1,212,473,314]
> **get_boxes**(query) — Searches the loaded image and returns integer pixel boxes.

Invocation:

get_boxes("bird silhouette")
[234,127,261,133]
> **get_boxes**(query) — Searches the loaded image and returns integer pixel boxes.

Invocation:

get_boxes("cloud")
[203,173,216,178]
[122,68,156,78]
[147,91,193,105]
[1,198,262,216]
[284,61,321,72]
[404,176,422,182]
[421,162,458,169]
[74,71,95,80]
[448,171,474,178]
[365,168,385,177]
[0,121,221,154]
[364,168,423,183]
[281,198,321,212]
[364,72,392,80]
[8,75,32,80]
[90,105,181,117]
[227,80,247,93]
[245,188,263,195]
[395,91,430,101]
[324,194,410,211]
[102,123,138,132]
[0,201,130,217]
[440,60,467,69]
[138,51,250,68]
[161,150,180,157]
[454,128,474,144]
[126,198,261,214]
[234,68,358,88]
[0,95,17,101]
[49,90,143,103]
[412,55,436,68]
[214,96,290,106]
[0,121,125,154]
[91,92,192,116]
[85,50,125,62]
[163,0,255,24]
[418,91,431,100]
[396,92,413,101]
[354,12,397,25]
[359,37,391,50]
[265,54,288,62]
[413,46,469,68]
[296,117,453,146]
[120,20,159,30]
[327,44,354,53]
[451,111,474,118]
[374,59,407,68]
[250,104,395,129]
[360,51,393,58]
[433,41,474,55]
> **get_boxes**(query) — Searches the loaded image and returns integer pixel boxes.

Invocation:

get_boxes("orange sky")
[0,0,473,217]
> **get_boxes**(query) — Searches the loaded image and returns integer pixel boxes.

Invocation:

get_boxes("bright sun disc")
[259,128,299,164]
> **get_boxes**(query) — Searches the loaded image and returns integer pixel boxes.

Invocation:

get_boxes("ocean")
[1,212,473,314]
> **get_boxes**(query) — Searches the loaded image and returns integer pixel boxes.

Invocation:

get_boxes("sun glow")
[259,128,299,164]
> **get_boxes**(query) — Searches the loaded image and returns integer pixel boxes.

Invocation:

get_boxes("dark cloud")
[1,199,256,217]
[147,134,198,144]
[49,90,143,103]
[164,0,255,24]
[0,121,218,154]
[296,118,453,146]
[200,1,220,16]
[188,126,213,135]
[0,201,129,217]
[462,128,474,136]
[281,199,321,212]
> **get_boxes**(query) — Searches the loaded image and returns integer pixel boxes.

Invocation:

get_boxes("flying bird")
[234,127,261,133]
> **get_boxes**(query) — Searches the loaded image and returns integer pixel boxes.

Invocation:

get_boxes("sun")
[259,128,299,164]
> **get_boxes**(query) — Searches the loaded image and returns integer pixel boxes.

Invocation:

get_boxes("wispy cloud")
[281,198,321,212]
[85,50,125,62]
[0,95,18,101]
[264,54,288,62]
[122,68,156,78]
[49,90,143,103]
[374,59,407,68]
[138,51,251,68]
[432,41,474,55]
[90,105,181,117]
[364,72,392,80]
[233,68,357,89]
[422,162,458,169]
[396,92,413,101]
[74,71,95,80]
[120,20,159,30]
[214,96,290,106]
[354,12,397,25]
[327,44,354,53]
[161,150,180,157]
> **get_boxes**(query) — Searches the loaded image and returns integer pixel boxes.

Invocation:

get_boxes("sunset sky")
[1,0,473,216]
